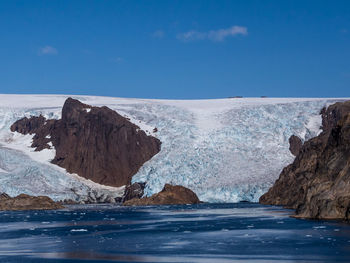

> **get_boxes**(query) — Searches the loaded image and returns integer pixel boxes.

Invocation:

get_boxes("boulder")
[123,184,200,206]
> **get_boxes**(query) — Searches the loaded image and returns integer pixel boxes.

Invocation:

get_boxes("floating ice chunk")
[70,229,88,232]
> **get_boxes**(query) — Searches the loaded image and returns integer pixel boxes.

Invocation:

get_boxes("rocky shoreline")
[0,193,64,211]
[260,100,350,220]
[0,181,201,210]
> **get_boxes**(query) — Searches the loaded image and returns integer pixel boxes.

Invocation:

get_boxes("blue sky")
[0,0,349,99]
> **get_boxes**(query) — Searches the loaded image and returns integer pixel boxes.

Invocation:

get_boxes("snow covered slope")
[0,94,345,202]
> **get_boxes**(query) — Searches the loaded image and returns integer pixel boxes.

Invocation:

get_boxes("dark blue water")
[0,203,350,263]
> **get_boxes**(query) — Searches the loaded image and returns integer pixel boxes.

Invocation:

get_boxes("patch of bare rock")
[288,135,303,156]
[0,193,64,211]
[260,100,350,220]
[122,182,146,203]
[11,98,161,187]
[123,184,201,206]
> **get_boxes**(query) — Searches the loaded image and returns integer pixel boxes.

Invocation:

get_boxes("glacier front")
[0,95,344,202]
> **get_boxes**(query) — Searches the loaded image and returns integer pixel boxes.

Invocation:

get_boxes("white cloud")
[152,30,165,39]
[38,46,58,55]
[178,31,206,41]
[177,26,248,42]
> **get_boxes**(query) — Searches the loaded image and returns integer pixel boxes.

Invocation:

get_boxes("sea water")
[0,203,350,263]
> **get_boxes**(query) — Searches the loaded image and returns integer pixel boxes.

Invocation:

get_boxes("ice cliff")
[0,95,344,202]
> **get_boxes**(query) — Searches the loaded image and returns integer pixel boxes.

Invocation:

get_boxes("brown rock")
[289,135,302,156]
[11,98,161,187]
[0,193,10,201]
[122,182,146,202]
[0,193,64,211]
[10,115,46,135]
[260,100,350,220]
[58,199,79,205]
[123,184,200,206]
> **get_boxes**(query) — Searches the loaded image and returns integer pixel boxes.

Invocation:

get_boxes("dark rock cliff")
[11,98,161,187]
[259,100,350,220]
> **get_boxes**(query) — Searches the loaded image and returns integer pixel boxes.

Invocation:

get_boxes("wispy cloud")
[152,30,165,39]
[38,46,58,55]
[177,26,248,42]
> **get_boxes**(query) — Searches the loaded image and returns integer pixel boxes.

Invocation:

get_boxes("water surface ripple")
[0,203,350,262]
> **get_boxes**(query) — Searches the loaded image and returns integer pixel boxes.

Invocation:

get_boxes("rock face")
[122,182,146,202]
[289,135,303,156]
[260,100,350,220]
[11,98,161,187]
[0,193,64,211]
[123,184,201,206]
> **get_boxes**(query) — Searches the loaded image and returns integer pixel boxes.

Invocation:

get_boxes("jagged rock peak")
[61,97,92,122]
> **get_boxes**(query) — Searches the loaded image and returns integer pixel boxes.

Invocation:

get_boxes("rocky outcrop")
[11,98,161,187]
[122,182,146,202]
[0,193,10,199]
[123,184,200,206]
[0,193,64,211]
[289,135,302,156]
[260,100,350,220]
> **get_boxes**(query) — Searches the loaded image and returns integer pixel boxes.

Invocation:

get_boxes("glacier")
[0,94,345,203]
